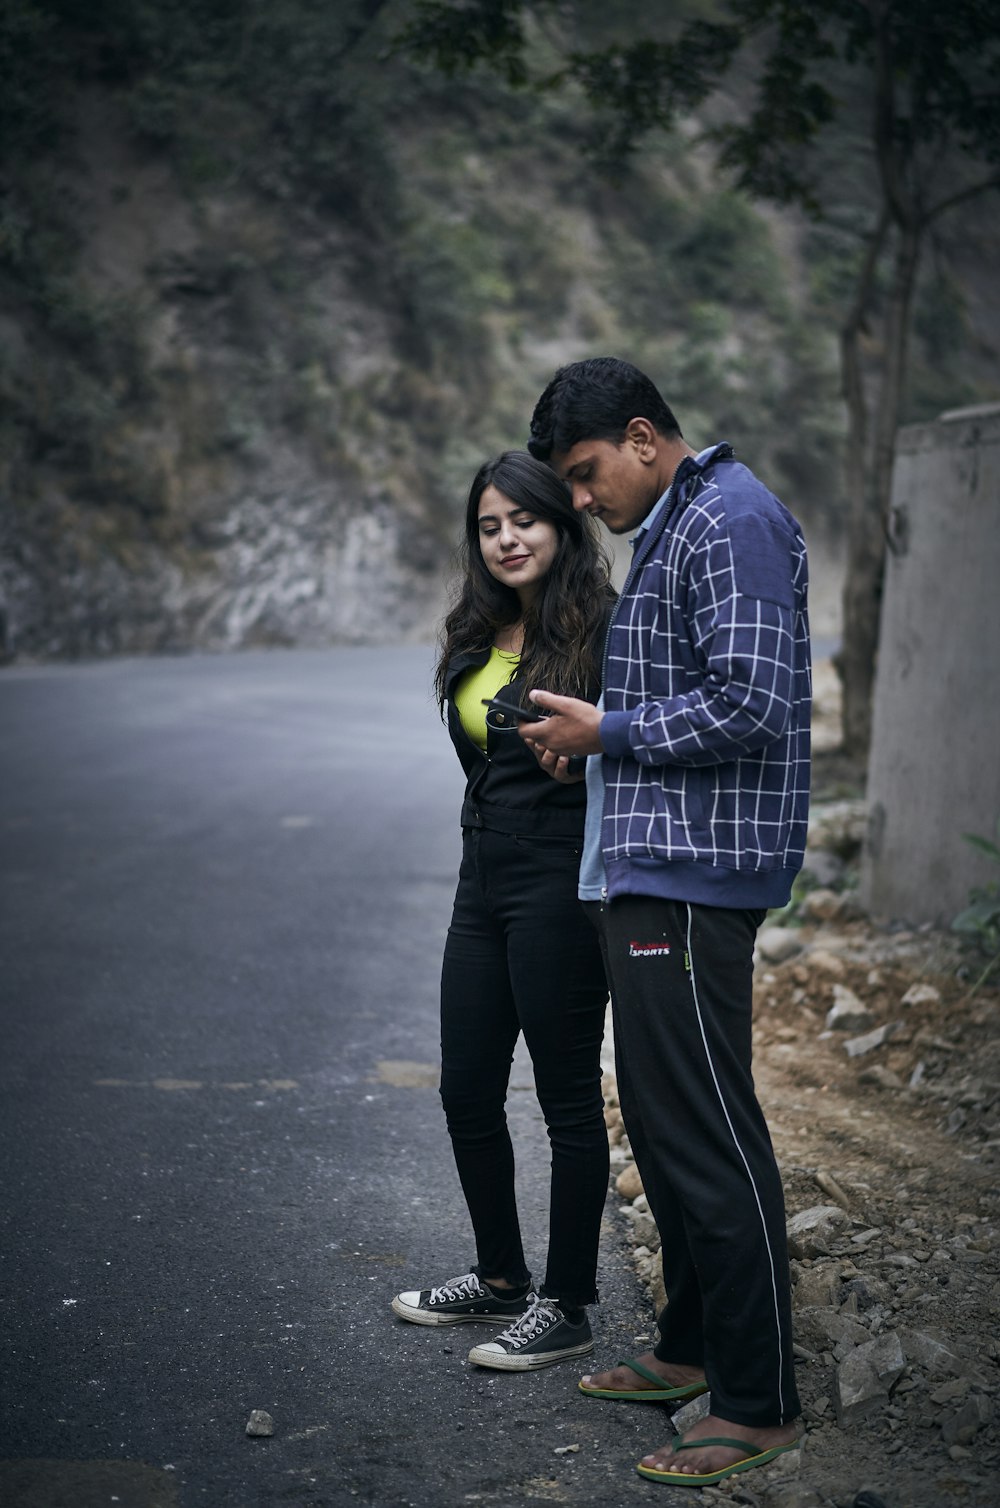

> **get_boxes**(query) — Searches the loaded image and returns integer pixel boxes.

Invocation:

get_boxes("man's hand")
[518,690,604,756]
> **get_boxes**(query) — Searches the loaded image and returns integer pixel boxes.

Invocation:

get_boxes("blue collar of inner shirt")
[630,446,719,548]
[631,486,672,548]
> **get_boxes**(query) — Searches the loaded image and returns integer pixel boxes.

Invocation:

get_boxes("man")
[520,357,809,1488]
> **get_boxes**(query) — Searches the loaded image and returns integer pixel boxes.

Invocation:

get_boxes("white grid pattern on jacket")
[601,455,811,882]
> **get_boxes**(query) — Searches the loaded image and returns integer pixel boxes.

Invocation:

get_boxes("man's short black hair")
[528,357,682,462]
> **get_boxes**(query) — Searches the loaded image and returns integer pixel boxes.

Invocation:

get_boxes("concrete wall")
[861,403,1000,926]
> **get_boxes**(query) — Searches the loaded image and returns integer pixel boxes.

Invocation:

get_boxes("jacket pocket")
[513,833,582,858]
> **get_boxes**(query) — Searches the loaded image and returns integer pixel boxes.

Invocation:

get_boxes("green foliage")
[2,0,996,585]
[802,218,871,317]
[598,184,787,331]
[586,171,844,517]
[43,283,148,390]
[395,0,540,86]
[953,820,1000,997]
[7,1,406,226]
[0,1,62,157]
[904,268,986,422]
[953,820,1000,950]
[0,1,412,528]
[395,184,576,372]
[679,192,787,314]
[0,0,853,547]
[401,1,1000,200]
[0,221,156,511]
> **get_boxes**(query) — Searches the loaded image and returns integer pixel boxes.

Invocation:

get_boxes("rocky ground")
[602,666,1000,1508]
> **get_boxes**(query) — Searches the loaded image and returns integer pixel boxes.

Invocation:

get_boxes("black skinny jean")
[439,827,610,1309]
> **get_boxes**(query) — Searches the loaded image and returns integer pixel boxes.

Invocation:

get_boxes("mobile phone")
[482,688,548,724]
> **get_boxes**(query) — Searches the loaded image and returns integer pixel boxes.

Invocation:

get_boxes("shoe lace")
[496,1297,559,1348]
[428,1272,481,1305]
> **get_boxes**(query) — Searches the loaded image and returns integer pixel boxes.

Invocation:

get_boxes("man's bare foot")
[580,1351,706,1394]
[639,1413,801,1480]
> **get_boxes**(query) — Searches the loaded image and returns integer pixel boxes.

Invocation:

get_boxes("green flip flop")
[578,1358,710,1403]
[636,1433,800,1486]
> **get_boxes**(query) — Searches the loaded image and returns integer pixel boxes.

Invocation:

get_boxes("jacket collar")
[631,442,734,573]
[445,644,497,696]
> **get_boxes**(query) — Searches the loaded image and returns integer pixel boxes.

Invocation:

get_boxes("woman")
[392,450,615,1370]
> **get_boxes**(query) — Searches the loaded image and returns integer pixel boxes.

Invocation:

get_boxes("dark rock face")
[0,483,443,659]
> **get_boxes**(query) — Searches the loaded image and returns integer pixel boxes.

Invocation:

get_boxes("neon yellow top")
[453,648,521,751]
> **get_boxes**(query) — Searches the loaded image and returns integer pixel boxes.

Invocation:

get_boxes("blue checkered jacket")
[598,444,811,909]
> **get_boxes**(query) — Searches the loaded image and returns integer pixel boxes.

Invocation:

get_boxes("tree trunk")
[839,217,921,757]
[837,210,887,757]
[838,441,885,757]
[874,222,920,511]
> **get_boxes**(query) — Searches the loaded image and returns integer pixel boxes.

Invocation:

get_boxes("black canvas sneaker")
[392,1272,534,1326]
[467,1296,594,1370]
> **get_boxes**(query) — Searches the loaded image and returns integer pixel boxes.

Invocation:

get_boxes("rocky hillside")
[2,1,997,660]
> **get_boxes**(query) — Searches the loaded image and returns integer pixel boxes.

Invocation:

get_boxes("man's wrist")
[599,710,633,758]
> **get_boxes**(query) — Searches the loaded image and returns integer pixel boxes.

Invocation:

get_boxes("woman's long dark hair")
[434,450,616,712]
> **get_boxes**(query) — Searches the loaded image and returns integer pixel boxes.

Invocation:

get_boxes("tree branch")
[924,171,1000,225]
[335,0,393,62]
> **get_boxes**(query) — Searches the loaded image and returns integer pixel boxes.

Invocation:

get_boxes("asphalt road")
[0,647,669,1508]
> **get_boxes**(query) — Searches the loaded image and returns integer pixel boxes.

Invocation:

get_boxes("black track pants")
[590,894,800,1426]
[440,828,610,1308]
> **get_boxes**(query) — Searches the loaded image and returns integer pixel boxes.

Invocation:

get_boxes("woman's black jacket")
[443,648,600,840]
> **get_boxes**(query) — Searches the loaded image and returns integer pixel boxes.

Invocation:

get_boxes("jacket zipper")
[592,450,726,896]
[598,447,731,689]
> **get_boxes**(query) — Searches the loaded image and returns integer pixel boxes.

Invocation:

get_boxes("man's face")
[553,436,659,535]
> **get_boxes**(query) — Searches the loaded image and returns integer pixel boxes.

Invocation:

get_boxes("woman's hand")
[524,742,586,784]
[518,691,604,756]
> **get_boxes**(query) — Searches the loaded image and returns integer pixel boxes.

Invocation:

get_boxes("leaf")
[952,897,1000,934]
[962,832,1000,864]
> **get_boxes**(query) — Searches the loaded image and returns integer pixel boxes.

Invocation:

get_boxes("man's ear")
[625,417,657,459]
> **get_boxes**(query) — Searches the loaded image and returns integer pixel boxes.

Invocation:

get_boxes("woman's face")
[476,485,560,605]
